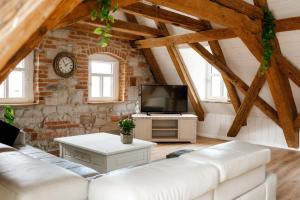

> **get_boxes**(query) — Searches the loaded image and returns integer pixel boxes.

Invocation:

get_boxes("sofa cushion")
[0,143,16,153]
[0,120,20,146]
[0,151,88,200]
[18,145,100,178]
[89,157,219,200]
[214,165,266,200]
[181,141,270,182]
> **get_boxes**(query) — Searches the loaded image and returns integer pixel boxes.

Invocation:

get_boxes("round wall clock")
[53,52,77,78]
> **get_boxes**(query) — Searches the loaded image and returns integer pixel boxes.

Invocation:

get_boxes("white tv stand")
[132,114,197,143]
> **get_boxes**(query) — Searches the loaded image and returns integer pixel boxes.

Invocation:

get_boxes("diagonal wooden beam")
[208,41,242,115]
[294,113,300,128]
[211,0,263,19]
[125,13,166,84]
[122,2,209,32]
[227,71,266,137]
[0,0,63,79]
[147,0,261,33]
[0,0,84,84]
[157,22,205,120]
[54,0,98,29]
[55,0,138,29]
[189,43,279,125]
[234,0,299,148]
[82,18,162,37]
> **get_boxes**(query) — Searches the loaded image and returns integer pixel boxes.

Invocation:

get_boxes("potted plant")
[118,118,136,144]
[0,105,20,146]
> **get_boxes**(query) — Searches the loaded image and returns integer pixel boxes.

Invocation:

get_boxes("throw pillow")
[0,120,20,146]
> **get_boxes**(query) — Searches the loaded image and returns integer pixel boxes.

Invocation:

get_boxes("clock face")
[53,52,77,78]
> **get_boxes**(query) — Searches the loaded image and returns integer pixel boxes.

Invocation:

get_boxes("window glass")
[103,76,113,97]
[91,61,113,74]
[8,71,23,98]
[0,53,33,103]
[88,54,118,101]
[91,76,101,97]
[178,45,228,102]
[0,83,4,98]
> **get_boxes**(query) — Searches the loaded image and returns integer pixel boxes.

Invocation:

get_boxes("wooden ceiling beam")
[209,41,244,120]
[206,22,242,117]
[134,28,236,48]
[234,0,299,148]
[189,43,279,125]
[294,113,300,128]
[0,0,63,80]
[134,16,300,49]
[67,23,143,40]
[125,13,166,84]
[54,0,98,29]
[122,2,209,32]
[134,16,300,89]
[227,71,266,137]
[0,0,84,84]
[55,0,139,29]
[147,0,261,33]
[211,0,263,19]
[157,22,205,121]
[82,18,162,37]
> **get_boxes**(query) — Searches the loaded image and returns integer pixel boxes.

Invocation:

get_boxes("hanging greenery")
[90,0,118,47]
[260,7,276,74]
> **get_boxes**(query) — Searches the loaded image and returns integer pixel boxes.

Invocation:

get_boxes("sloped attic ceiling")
[2,0,300,148]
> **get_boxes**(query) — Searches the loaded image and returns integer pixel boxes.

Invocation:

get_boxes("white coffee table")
[54,133,156,173]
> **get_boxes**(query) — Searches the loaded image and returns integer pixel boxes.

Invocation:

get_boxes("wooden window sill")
[202,100,231,104]
[87,101,125,105]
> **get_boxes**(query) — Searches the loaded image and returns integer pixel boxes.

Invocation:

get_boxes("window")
[178,45,228,102]
[88,54,119,101]
[205,63,228,101]
[0,53,34,103]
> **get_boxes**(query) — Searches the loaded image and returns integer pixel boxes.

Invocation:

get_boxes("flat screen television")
[141,85,188,114]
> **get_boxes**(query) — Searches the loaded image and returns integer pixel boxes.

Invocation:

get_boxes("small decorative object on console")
[53,52,77,78]
[118,118,136,144]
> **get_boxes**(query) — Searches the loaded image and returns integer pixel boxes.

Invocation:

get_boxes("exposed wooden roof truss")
[1,0,300,147]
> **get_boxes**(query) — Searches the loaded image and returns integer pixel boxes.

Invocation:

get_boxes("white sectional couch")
[89,141,277,200]
[0,140,277,200]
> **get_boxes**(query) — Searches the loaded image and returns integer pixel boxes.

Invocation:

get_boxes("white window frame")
[205,63,228,102]
[88,54,119,102]
[0,52,34,104]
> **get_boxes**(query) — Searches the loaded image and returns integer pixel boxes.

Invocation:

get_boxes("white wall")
[124,0,300,149]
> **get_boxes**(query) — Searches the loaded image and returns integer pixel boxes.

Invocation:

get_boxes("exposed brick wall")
[1,29,154,153]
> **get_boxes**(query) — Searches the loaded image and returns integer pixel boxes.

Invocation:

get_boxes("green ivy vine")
[260,7,276,74]
[91,0,118,47]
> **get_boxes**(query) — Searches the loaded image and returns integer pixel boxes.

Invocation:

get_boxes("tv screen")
[141,85,188,113]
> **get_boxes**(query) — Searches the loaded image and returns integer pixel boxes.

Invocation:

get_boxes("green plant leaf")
[3,105,15,125]
[90,9,98,21]
[94,27,103,35]
[91,0,119,47]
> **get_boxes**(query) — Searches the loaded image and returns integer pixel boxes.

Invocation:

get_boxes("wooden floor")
[151,136,300,200]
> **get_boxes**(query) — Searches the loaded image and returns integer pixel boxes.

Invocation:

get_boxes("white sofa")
[0,140,277,200]
[89,141,277,200]
[0,144,88,200]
